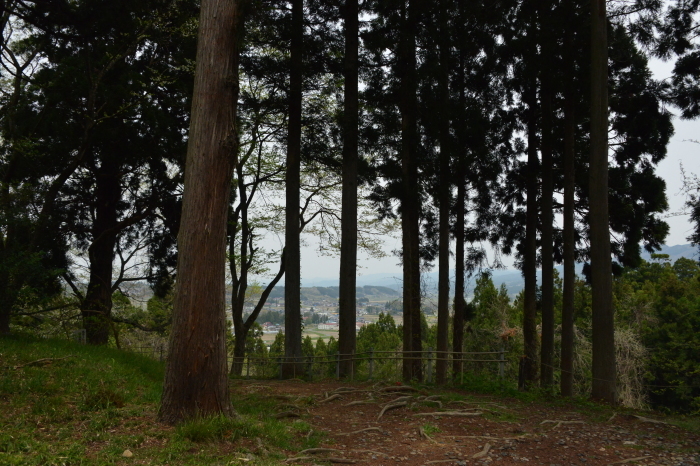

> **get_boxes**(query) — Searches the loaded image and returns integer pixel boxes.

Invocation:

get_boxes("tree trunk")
[159,0,244,424]
[400,0,422,382]
[435,0,450,386]
[561,11,576,398]
[283,0,303,379]
[338,0,359,379]
[590,0,616,403]
[81,164,120,345]
[539,1,554,389]
[452,179,465,378]
[521,84,539,390]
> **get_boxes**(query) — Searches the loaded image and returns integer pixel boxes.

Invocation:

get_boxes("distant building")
[318,322,339,330]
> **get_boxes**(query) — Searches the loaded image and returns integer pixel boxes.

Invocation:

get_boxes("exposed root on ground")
[379,385,420,393]
[378,401,408,419]
[608,456,652,465]
[319,394,342,403]
[418,426,439,444]
[472,443,491,459]
[632,415,669,425]
[12,355,73,369]
[540,420,585,429]
[414,411,482,417]
[344,400,376,407]
[338,427,383,436]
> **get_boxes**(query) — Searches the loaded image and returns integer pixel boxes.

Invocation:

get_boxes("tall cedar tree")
[399,0,422,382]
[590,0,616,403]
[538,0,555,389]
[435,0,451,385]
[338,0,359,379]
[283,0,304,378]
[159,0,245,424]
[561,0,577,397]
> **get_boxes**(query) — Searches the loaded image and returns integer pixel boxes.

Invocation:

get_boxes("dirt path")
[233,380,700,466]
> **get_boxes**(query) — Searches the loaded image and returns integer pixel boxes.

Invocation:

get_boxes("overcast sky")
[269,57,700,283]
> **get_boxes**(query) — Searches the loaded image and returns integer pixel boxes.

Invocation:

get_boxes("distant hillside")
[272,244,698,301]
[267,284,399,302]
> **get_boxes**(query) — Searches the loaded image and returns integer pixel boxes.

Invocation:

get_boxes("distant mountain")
[271,244,698,301]
[641,243,697,263]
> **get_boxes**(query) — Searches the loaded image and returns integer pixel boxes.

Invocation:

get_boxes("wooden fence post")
[427,347,433,384]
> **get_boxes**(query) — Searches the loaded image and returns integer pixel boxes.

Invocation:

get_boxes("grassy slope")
[0,335,320,465]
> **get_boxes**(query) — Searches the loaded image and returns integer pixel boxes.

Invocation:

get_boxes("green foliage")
[613,258,700,413]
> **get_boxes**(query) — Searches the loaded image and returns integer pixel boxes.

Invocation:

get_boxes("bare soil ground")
[232,379,700,466]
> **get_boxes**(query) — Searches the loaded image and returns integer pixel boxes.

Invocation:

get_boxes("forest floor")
[234,379,700,466]
[1,335,699,466]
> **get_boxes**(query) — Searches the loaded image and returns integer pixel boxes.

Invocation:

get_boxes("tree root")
[274,411,301,419]
[338,427,383,436]
[449,400,509,410]
[423,460,456,465]
[12,355,73,369]
[319,394,342,403]
[299,448,341,455]
[379,385,419,393]
[472,443,491,459]
[414,411,482,417]
[386,395,413,404]
[333,387,360,393]
[378,401,407,419]
[418,426,439,444]
[607,456,652,465]
[540,420,584,429]
[344,400,376,407]
[351,449,390,458]
[449,434,529,441]
[632,415,669,425]
[285,456,356,464]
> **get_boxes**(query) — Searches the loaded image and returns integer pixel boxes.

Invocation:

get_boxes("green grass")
[0,334,323,465]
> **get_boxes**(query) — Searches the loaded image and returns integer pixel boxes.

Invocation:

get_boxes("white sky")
[278,58,700,283]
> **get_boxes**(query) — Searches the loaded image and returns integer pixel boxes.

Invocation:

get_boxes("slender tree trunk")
[159,0,244,424]
[521,85,539,390]
[435,0,450,385]
[283,0,303,379]
[561,13,576,398]
[82,165,120,345]
[539,1,554,388]
[590,0,616,403]
[400,0,422,382]
[338,0,359,379]
[452,179,465,378]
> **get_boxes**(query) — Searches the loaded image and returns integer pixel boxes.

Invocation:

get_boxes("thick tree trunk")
[283,0,303,379]
[590,0,616,403]
[400,0,422,382]
[561,15,576,398]
[539,2,555,388]
[521,85,539,390]
[82,165,120,345]
[435,0,450,386]
[452,180,465,379]
[159,0,243,424]
[338,0,359,379]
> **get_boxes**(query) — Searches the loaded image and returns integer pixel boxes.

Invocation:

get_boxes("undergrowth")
[0,334,323,465]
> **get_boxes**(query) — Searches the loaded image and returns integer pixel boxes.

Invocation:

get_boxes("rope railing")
[232,347,509,382]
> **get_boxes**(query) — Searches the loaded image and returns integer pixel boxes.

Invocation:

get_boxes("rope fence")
[228,347,509,383]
